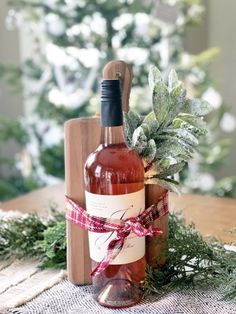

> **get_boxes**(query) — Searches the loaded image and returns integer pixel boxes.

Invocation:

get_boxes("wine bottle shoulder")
[84,143,144,189]
[85,143,143,172]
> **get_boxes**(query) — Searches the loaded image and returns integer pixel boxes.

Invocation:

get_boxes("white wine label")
[85,188,145,264]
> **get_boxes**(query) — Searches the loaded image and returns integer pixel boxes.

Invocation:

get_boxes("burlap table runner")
[10,280,236,314]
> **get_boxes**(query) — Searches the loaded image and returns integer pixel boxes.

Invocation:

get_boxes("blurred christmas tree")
[0,0,235,200]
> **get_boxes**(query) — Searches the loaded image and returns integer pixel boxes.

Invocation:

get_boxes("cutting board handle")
[103,60,132,112]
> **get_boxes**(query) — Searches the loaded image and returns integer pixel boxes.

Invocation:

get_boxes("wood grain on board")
[64,117,100,284]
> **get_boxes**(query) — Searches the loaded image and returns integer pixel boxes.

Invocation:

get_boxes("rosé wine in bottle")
[84,79,145,308]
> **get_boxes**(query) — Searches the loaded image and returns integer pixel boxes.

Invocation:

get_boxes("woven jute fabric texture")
[10,280,236,314]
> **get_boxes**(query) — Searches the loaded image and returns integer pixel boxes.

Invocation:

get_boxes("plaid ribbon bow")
[65,192,168,276]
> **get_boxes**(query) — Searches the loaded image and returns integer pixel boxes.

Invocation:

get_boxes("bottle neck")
[100,126,126,145]
[100,79,125,145]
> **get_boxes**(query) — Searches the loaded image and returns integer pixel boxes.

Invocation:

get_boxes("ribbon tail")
[91,238,124,276]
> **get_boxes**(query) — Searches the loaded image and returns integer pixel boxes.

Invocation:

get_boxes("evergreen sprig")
[146,212,236,301]
[0,213,46,260]
[35,219,66,269]
[124,66,212,192]
[0,210,235,300]
[0,211,66,269]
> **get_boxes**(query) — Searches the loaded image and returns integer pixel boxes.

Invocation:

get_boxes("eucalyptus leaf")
[156,141,192,160]
[158,157,171,169]
[158,160,186,177]
[128,110,142,127]
[162,128,199,146]
[170,81,186,100]
[141,123,150,138]
[172,117,207,136]
[184,99,212,116]
[177,113,208,133]
[168,82,187,122]
[143,111,159,135]
[132,126,148,154]
[168,69,179,91]
[153,80,170,126]
[156,137,195,155]
[123,112,133,146]
[190,98,212,116]
[143,139,157,165]
[123,110,142,146]
[184,98,213,117]
[149,65,162,90]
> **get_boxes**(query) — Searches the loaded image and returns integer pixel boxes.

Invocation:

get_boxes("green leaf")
[168,82,187,122]
[132,126,148,154]
[162,128,199,146]
[153,80,170,126]
[158,178,181,194]
[148,65,162,90]
[128,110,142,127]
[170,81,186,100]
[143,111,159,135]
[168,69,179,91]
[123,113,132,146]
[172,116,207,136]
[150,155,186,179]
[158,160,186,177]
[37,220,66,269]
[158,157,171,169]
[156,140,192,161]
[178,113,207,132]
[141,123,150,138]
[123,110,142,146]
[143,139,157,165]
[156,136,195,153]
[184,99,212,116]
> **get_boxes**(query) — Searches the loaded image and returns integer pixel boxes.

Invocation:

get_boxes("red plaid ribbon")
[65,192,168,276]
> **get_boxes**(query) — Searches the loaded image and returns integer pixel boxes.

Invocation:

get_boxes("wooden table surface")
[1,183,236,244]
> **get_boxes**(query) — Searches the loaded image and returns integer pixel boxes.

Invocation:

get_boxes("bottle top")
[100,79,123,127]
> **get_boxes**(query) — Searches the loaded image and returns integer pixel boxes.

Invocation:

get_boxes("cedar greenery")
[124,66,212,193]
[146,213,236,301]
[0,211,66,269]
[0,211,235,300]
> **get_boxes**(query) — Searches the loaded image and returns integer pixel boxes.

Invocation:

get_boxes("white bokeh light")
[220,112,236,133]
[45,13,66,36]
[202,87,222,109]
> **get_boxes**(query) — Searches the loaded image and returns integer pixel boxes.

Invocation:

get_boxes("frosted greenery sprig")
[124,66,212,192]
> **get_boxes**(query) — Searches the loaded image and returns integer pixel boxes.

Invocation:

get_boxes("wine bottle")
[84,79,145,308]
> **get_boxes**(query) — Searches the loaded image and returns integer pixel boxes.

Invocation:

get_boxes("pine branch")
[0,211,66,268]
[0,214,46,260]
[145,212,236,300]
[0,210,235,300]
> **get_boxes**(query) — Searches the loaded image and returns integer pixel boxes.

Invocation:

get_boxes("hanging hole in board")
[116,71,122,79]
